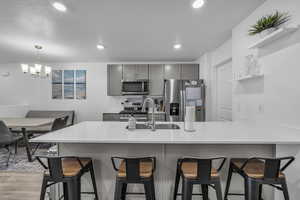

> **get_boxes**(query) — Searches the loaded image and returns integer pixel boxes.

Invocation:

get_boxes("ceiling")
[0,0,265,63]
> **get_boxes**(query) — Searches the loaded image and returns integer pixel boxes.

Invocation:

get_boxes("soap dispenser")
[128,115,136,130]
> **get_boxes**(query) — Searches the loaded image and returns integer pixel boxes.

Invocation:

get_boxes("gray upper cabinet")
[164,64,181,79]
[181,64,199,80]
[107,64,123,96]
[123,64,136,81]
[149,64,164,96]
[136,64,149,80]
[123,64,149,80]
[107,64,199,96]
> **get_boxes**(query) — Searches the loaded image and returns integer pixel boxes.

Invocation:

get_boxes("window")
[76,70,87,100]
[52,70,63,99]
[52,70,87,100]
[64,70,75,99]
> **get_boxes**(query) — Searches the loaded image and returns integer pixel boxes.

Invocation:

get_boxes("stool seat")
[45,158,91,177]
[181,162,219,179]
[224,157,295,200]
[37,156,98,200]
[231,159,285,179]
[118,160,153,178]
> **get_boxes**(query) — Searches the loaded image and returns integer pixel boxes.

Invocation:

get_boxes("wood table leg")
[21,127,32,162]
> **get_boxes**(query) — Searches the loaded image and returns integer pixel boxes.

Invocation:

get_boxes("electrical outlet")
[258,104,264,113]
[1,72,10,77]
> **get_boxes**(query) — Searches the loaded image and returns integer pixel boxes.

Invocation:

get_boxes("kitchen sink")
[126,123,180,130]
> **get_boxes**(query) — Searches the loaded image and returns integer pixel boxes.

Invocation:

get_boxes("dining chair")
[31,116,69,156]
[0,121,22,166]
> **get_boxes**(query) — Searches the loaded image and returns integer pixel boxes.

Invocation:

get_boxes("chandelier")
[21,45,52,78]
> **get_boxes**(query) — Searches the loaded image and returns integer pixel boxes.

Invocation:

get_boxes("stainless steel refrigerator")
[163,79,205,122]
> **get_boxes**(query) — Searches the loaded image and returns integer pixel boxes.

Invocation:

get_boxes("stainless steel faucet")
[142,97,156,131]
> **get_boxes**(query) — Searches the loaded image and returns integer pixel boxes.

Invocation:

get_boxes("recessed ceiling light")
[97,44,105,50]
[52,2,67,12]
[192,0,205,9]
[173,44,182,50]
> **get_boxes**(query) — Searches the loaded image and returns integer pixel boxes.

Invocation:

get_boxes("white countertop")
[30,121,300,144]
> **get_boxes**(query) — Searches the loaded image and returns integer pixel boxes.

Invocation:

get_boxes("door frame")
[212,57,232,121]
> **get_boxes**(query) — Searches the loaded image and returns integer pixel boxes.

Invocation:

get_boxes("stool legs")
[63,182,69,200]
[224,163,233,200]
[173,164,181,200]
[114,178,155,200]
[259,184,263,200]
[182,179,193,200]
[40,177,48,200]
[121,183,127,200]
[245,178,259,200]
[214,180,223,200]
[281,179,290,200]
[201,185,209,200]
[114,179,123,200]
[67,179,81,200]
[144,179,155,200]
[89,163,99,200]
[150,178,156,200]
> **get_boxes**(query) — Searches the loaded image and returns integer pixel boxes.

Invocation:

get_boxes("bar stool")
[224,157,295,200]
[173,157,226,200]
[36,156,99,200]
[111,156,156,200]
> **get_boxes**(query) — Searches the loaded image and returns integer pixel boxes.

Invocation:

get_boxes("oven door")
[122,81,149,95]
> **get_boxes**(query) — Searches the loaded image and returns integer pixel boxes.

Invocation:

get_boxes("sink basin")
[126,123,180,130]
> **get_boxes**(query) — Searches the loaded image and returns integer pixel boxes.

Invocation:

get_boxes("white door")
[216,61,232,121]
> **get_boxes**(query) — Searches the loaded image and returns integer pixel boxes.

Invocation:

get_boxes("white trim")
[214,59,232,121]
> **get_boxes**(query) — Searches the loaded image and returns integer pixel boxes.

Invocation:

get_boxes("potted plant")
[249,11,290,37]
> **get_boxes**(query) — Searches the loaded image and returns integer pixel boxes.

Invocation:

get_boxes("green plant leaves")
[248,11,290,36]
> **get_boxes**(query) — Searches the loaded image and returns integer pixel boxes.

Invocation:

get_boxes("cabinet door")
[123,64,136,81]
[181,64,199,80]
[136,64,149,80]
[107,64,123,96]
[149,64,164,96]
[164,64,181,79]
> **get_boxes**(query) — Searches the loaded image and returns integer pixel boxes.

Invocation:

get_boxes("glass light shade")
[30,66,37,75]
[192,0,205,9]
[21,64,29,73]
[35,64,42,73]
[45,66,52,76]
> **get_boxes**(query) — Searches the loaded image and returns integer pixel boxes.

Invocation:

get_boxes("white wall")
[0,63,124,122]
[0,105,29,117]
[232,0,300,126]
[198,0,300,127]
[197,38,232,121]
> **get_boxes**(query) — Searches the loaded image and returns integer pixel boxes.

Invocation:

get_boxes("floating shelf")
[236,74,264,81]
[248,26,299,49]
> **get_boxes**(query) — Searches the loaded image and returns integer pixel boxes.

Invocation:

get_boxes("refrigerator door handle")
[180,89,186,121]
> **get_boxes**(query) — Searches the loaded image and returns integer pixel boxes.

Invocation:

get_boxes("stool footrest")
[176,193,204,196]
[227,193,245,196]
[125,192,146,195]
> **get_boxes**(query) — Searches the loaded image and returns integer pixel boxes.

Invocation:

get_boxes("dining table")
[0,171,44,200]
[0,117,54,162]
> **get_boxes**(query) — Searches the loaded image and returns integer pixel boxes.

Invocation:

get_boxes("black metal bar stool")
[111,156,156,200]
[173,157,226,200]
[36,156,99,200]
[224,157,295,200]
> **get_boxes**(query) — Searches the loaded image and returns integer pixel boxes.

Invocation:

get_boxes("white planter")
[259,27,278,38]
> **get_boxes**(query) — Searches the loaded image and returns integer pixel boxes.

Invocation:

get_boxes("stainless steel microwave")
[121,80,149,95]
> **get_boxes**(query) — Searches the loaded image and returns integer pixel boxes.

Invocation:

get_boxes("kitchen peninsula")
[31,121,300,200]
